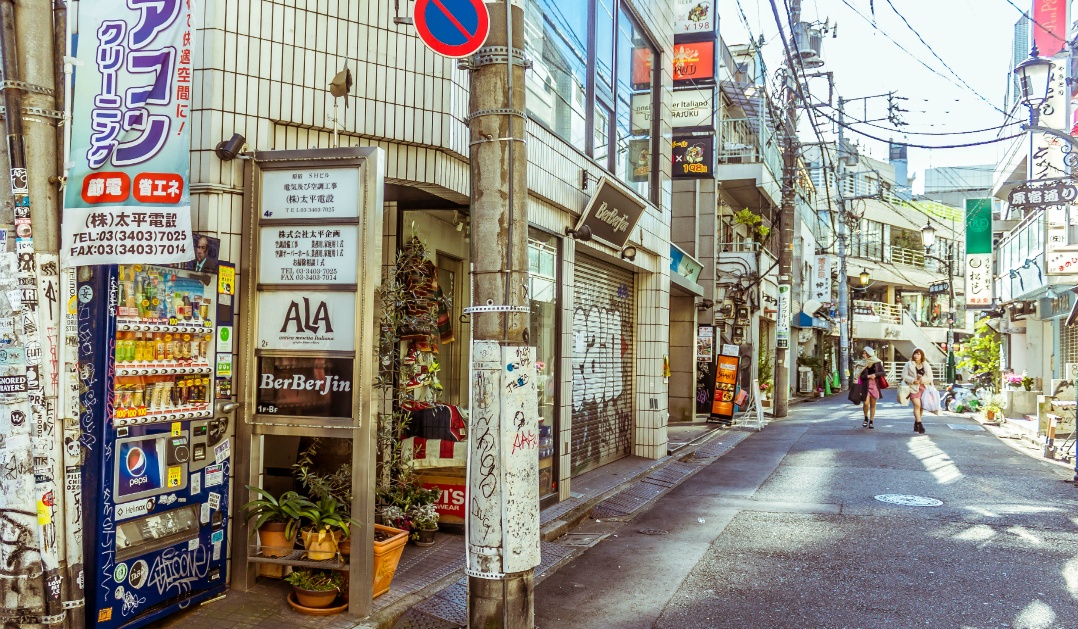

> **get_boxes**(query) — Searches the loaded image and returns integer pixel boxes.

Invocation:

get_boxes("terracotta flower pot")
[292,585,337,609]
[258,522,294,558]
[302,528,341,561]
[373,524,408,598]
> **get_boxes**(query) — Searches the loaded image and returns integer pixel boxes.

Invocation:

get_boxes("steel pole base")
[468,571,534,629]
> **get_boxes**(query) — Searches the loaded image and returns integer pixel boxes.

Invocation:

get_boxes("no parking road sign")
[414,0,490,58]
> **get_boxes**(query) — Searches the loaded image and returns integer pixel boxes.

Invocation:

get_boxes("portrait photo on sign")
[187,233,220,273]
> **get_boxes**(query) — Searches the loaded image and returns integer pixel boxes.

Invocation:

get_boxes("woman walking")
[902,348,933,434]
[854,347,885,428]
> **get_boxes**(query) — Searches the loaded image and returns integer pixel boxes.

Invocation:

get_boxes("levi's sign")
[574,177,647,249]
[257,291,355,351]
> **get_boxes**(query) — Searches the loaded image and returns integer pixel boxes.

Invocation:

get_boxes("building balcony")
[715,116,782,209]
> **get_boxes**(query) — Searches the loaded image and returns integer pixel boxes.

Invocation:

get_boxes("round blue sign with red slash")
[414,0,490,58]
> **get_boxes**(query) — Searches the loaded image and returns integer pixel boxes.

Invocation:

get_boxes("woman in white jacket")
[902,348,933,434]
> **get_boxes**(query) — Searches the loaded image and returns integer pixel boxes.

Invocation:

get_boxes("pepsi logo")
[126,447,147,477]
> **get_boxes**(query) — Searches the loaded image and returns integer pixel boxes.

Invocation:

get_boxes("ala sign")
[257,291,355,351]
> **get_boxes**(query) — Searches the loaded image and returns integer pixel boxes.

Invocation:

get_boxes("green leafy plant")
[285,568,344,592]
[956,318,1001,388]
[240,487,308,541]
[1021,375,1035,391]
[409,502,440,531]
[293,438,353,515]
[732,208,770,243]
[757,344,774,391]
[374,236,450,526]
[985,396,1004,414]
[294,496,360,538]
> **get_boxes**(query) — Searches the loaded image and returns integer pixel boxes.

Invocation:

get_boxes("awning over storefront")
[849,262,959,294]
[794,312,831,330]
[670,271,704,296]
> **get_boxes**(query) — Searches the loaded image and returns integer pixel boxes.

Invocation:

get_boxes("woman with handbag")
[902,348,934,434]
[853,347,886,428]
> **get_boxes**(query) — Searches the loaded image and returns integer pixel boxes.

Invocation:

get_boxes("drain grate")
[643,462,698,487]
[874,494,943,507]
[558,532,610,547]
[592,482,667,518]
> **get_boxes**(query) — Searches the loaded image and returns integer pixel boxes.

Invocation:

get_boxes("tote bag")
[897,383,911,407]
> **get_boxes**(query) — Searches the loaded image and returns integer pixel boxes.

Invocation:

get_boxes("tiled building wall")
[191,0,678,514]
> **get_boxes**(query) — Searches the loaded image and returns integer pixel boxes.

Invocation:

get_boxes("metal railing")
[881,361,946,383]
[853,300,902,323]
[888,246,926,269]
[717,117,783,183]
[717,241,760,253]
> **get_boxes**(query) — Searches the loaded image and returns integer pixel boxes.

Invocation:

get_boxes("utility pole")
[466,0,539,627]
[836,96,851,390]
[773,0,802,418]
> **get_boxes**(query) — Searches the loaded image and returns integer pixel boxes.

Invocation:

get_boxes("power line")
[812,107,1023,149]
[1001,0,1068,46]
[836,0,1008,118]
[817,103,1022,136]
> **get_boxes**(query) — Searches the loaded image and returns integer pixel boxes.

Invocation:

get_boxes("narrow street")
[535,397,1078,629]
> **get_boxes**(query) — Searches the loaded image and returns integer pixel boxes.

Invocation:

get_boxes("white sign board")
[964,253,994,308]
[633,88,713,133]
[260,167,361,220]
[776,284,791,347]
[673,0,715,34]
[1037,60,1078,276]
[812,255,832,303]
[257,291,356,351]
[258,225,358,285]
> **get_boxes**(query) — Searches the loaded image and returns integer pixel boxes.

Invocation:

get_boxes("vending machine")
[78,261,232,628]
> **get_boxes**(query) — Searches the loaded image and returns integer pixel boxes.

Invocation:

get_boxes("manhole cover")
[874,494,943,507]
[638,529,669,535]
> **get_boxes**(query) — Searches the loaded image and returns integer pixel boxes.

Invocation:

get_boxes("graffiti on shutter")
[571,256,633,474]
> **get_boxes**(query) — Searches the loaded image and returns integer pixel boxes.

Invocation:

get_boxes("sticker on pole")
[414,0,490,58]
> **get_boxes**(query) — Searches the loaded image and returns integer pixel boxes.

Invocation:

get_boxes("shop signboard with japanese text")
[62,0,196,266]
[671,135,714,179]
[812,255,832,304]
[776,284,791,349]
[258,225,359,284]
[709,354,739,421]
[260,168,362,220]
[964,198,994,307]
[672,40,715,83]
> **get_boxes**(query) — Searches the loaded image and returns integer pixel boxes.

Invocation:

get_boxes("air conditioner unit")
[798,368,814,393]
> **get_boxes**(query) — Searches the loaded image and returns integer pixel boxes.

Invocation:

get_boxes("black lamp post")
[922,221,956,383]
[1015,44,1053,126]
[859,268,871,288]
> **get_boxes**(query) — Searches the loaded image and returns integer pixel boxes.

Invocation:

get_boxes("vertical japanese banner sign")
[812,255,832,304]
[776,284,791,348]
[61,0,196,266]
[1035,59,1078,275]
[964,199,993,309]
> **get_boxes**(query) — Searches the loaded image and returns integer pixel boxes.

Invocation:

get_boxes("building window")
[525,0,589,149]
[525,0,659,200]
[529,229,559,500]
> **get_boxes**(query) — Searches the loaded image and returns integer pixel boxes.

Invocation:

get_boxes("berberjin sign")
[574,177,647,249]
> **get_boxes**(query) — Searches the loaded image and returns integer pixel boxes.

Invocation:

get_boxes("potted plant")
[409,502,440,547]
[285,568,344,610]
[294,496,359,561]
[984,397,1004,422]
[240,487,306,558]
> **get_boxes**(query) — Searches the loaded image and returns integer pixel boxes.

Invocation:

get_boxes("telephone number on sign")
[67,243,189,257]
[71,229,188,243]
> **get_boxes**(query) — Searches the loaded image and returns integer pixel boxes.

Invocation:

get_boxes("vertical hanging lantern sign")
[61,0,196,266]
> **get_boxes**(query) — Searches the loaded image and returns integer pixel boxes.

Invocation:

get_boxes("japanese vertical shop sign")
[812,255,832,304]
[776,284,791,349]
[964,199,994,308]
[61,0,196,266]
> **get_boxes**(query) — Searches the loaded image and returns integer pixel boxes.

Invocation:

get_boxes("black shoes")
[914,422,925,434]
[868,421,874,429]
[863,418,869,427]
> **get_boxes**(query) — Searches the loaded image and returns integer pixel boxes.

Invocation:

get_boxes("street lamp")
[922,221,956,383]
[1015,44,1053,126]
[859,268,871,287]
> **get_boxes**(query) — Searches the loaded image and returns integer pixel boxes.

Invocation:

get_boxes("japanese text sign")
[811,255,832,304]
[674,0,715,35]
[964,198,993,255]
[62,0,196,266]
[710,354,739,420]
[964,254,993,309]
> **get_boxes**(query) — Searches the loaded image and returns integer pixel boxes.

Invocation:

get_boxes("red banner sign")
[673,40,715,82]
[1034,0,1067,56]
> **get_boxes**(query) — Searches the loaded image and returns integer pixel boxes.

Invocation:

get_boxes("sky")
[717,0,1026,192]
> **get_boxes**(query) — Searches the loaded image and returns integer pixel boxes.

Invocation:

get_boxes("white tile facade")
[192,0,677,493]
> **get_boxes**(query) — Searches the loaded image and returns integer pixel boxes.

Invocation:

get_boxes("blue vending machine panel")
[78,264,230,628]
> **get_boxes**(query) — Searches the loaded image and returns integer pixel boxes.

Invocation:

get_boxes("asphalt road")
[535,396,1078,629]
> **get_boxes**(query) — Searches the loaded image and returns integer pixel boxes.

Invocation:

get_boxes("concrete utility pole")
[466,0,539,627]
[772,0,802,418]
[836,96,851,389]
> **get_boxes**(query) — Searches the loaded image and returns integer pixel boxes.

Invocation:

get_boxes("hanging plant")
[732,208,769,243]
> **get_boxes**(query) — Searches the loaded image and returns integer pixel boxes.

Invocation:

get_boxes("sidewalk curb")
[362,424,744,628]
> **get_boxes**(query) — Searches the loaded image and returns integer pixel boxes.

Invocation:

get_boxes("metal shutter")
[571,254,634,475]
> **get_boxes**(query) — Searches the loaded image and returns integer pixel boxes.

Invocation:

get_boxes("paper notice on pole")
[190,472,201,495]
[208,492,220,510]
[205,464,224,487]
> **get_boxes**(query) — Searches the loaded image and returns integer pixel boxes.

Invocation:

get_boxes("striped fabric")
[401,437,468,468]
